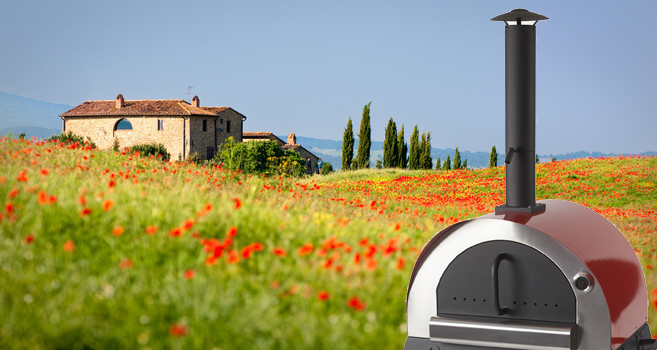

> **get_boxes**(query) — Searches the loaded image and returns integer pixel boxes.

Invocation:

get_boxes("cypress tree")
[535,154,539,164]
[435,156,441,170]
[453,147,462,170]
[383,117,398,168]
[341,117,354,170]
[489,145,498,168]
[397,124,407,169]
[419,132,433,170]
[408,125,420,170]
[355,102,372,169]
[462,159,468,169]
[442,155,451,171]
[424,132,433,169]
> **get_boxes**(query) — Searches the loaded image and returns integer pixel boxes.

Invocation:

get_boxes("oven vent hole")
[511,301,560,308]
[452,297,487,303]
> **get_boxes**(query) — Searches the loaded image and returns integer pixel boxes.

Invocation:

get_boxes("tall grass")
[0,137,655,349]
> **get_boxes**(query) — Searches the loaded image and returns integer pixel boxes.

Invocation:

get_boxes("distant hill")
[0,91,70,138]
[292,135,656,170]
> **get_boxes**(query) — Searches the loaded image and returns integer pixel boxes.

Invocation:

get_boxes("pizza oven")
[404,9,656,350]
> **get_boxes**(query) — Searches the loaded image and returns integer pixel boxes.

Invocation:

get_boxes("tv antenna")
[186,86,194,101]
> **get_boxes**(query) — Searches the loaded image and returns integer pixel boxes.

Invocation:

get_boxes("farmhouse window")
[157,119,164,131]
[202,119,207,132]
[227,120,231,133]
[115,118,133,130]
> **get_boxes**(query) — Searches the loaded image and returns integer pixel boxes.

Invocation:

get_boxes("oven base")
[404,322,656,350]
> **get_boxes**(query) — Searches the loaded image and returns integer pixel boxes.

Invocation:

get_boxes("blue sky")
[1,0,655,154]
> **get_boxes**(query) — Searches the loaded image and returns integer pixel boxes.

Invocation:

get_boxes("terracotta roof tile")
[61,99,232,117]
[243,132,274,137]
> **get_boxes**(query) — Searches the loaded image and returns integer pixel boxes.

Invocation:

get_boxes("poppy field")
[0,136,655,349]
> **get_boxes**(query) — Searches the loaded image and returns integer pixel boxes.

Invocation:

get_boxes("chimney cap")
[491,9,548,23]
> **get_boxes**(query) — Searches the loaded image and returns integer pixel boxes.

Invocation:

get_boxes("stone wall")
[189,117,217,160]
[64,116,187,160]
[296,147,320,174]
[216,109,243,146]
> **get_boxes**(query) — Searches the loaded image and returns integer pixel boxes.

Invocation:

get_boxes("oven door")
[432,240,577,350]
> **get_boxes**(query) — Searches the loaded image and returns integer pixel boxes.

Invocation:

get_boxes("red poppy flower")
[184,270,195,280]
[145,226,158,235]
[169,227,182,237]
[16,170,28,182]
[297,243,314,256]
[396,257,405,270]
[63,240,75,252]
[102,199,114,211]
[365,258,378,271]
[205,255,218,266]
[273,247,287,257]
[317,291,330,301]
[40,168,50,176]
[347,296,366,311]
[24,234,35,244]
[182,218,194,231]
[78,195,87,206]
[119,259,133,269]
[80,208,92,217]
[112,226,124,236]
[227,250,239,264]
[226,226,238,238]
[8,189,19,198]
[242,246,253,259]
[233,197,242,209]
[169,324,188,337]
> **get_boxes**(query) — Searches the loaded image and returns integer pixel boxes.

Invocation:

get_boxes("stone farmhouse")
[60,94,318,167]
[243,132,320,173]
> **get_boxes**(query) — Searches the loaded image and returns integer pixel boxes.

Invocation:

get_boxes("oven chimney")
[491,9,548,215]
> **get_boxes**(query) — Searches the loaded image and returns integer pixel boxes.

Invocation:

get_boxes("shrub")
[216,138,306,177]
[48,132,96,148]
[320,162,333,174]
[130,143,170,161]
[187,152,204,165]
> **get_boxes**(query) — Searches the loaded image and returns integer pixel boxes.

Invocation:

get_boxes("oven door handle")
[492,252,508,316]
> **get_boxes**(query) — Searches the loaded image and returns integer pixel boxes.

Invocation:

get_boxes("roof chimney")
[192,95,200,108]
[287,133,296,145]
[115,94,125,109]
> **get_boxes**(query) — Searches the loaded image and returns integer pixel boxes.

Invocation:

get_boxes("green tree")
[435,156,441,170]
[355,102,372,169]
[397,124,407,169]
[462,159,468,169]
[419,132,433,170]
[536,154,539,164]
[320,162,333,174]
[408,125,420,170]
[442,155,451,171]
[489,145,498,168]
[383,117,398,168]
[341,117,354,170]
[453,147,462,170]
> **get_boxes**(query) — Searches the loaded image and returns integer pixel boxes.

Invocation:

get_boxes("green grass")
[0,137,655,349]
